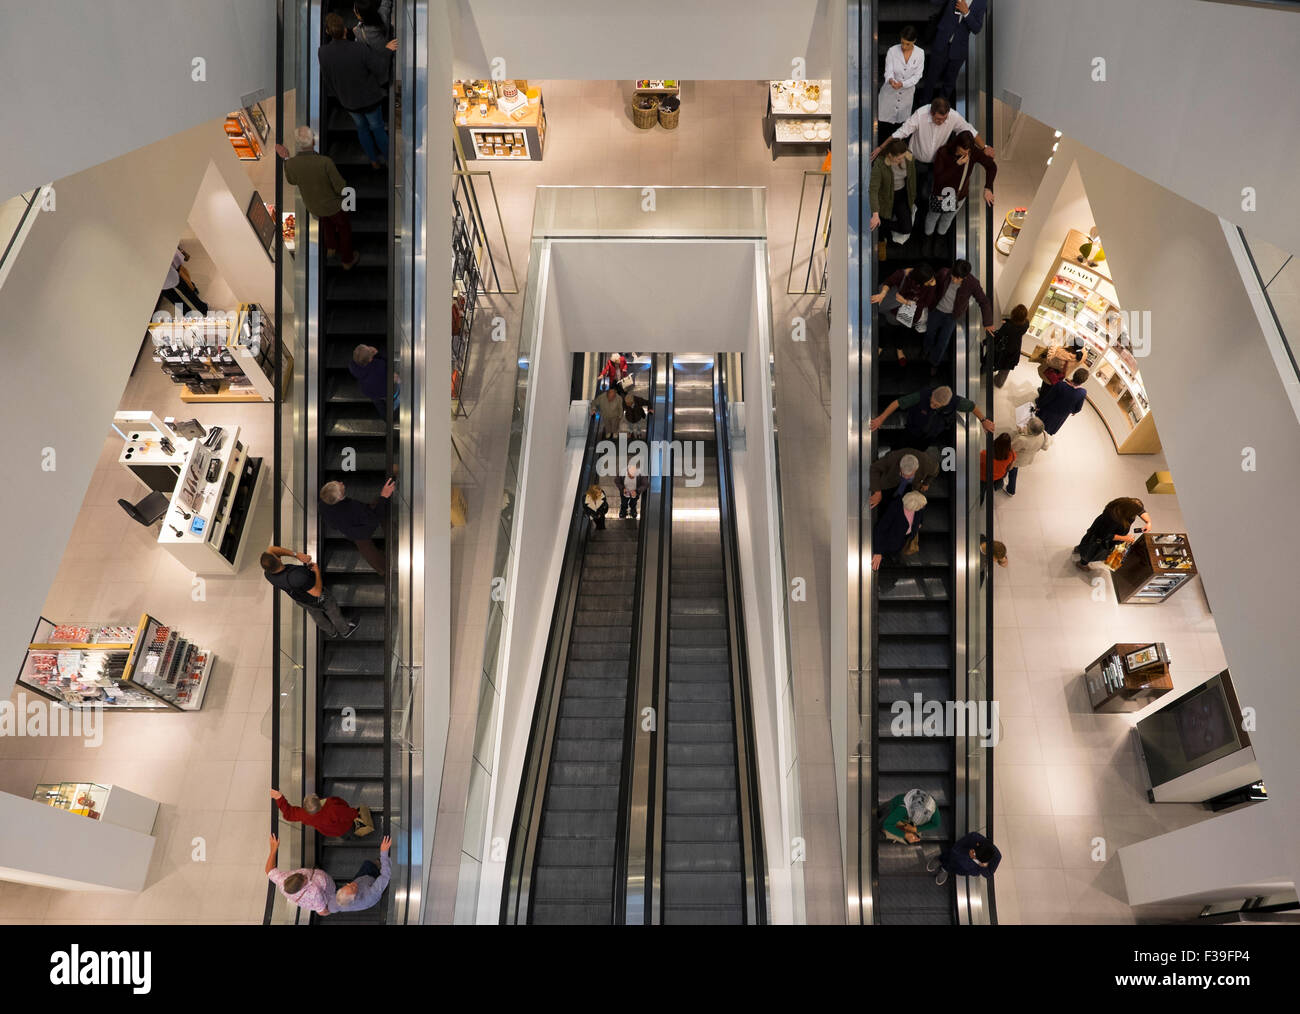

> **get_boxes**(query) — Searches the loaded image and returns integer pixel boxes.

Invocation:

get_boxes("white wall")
[453,0,830,80]
[549,241,757,353]
[188,163,277,309]
[0,1,274,198]
[998,137,1300,903]
[0,118,273,698]
[994,0,1300,255]
[0,791,155,892]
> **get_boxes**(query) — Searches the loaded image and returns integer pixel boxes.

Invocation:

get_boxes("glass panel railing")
[1234,228,1300,424]
[0,187,45,290]
[953,3,996,926]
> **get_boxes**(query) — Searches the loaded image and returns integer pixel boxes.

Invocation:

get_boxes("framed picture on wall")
[246,191,276,261]
[244,101,270,142]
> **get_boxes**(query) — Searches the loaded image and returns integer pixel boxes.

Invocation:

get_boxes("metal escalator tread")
[310,31,394,925]
[530,524,640,924]
[661,359,747,925]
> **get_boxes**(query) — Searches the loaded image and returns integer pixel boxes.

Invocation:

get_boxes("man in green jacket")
[277,126,359,269]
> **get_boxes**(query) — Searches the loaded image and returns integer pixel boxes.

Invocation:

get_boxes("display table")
[1084,642,1173,713]
[454,79,546,161]
[767,79,830,157]
[149,304,287,403]
[1111,533,1197,604]
[19,614,215,711]
[1026,230,1159,454]
[33,782,159,833]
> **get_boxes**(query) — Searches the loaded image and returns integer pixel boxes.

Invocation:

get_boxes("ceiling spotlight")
[1054,130,1062,138]
[1046,157,1053,165]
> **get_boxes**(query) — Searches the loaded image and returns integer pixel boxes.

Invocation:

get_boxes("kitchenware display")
[817,124,831,140]
[803,124,818,140]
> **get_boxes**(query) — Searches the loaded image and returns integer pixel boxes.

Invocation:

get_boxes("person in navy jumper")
[320,477,395,574]
[350,343,399,418]
[1034,368,1089,435]
[919,0,988,107]
[927,831,1001,885]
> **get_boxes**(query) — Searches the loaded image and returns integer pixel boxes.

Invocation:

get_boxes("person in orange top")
[271,789,375,838]
[979,432,1016,502]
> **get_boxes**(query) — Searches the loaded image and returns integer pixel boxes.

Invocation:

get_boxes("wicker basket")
[632,96,659,129]
[657,103,679,129]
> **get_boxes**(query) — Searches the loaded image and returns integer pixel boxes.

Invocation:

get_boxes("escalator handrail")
[499,366,610,923]
[714,361,769,924]
[646,361,675,924]
[620,356,666,924]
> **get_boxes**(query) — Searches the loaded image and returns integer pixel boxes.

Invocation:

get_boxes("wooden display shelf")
[180,384,268,403]
[1084,642,1174,713]
[1111,533,1197,604]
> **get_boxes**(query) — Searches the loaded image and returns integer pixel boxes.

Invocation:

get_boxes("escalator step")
[666,721,736,744]
[664,815,740,842]
[551,738,623,763]
[560,677,631,699]
[665,764,737,791]
[665,700,733,722]
[668,681,733,703]
[321,779,384,810]
[322,712,386,743]
[570,625,635,643]
[539,810,617,838]
[876,674,952,703]
[668,663,730,682]
[321,746,384,779]
[661,906,744,925]
[567,641,631,663]
[877,574,950,601]
[669,628,728,647]
[565,659,631,680]
[876,604,952,635]
[545,786,620,811]
[662,872,743,907]
[878,639,951,670]
[536,837,615,867]
[322,645,385,675]
[531,902,612,925]
[547,761,621,787]
[531,865,615,902]
[669,646,729,664]
[667,742,735,766]
[559,697,627,720]
[555,716,625,740]
[322,676,385,710]
[664,789,739,814]
[877,740,952,772]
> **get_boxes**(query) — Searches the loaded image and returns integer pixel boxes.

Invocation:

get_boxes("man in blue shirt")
[928,831,1001,885]
[331,835,392,913]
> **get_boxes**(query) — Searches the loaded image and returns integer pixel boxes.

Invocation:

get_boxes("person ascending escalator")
[880,788,941,845]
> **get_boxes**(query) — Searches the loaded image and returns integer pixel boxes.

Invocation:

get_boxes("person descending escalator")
[618,464,648,522]
[622,391,653,439]
[591,387,625,441]
[583,484,609,532]
[880,788,941,845]
[871,490,927,572]
[927,831,1001,887]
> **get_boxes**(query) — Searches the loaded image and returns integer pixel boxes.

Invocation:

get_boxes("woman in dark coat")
[871,263,938,367]
[1073,497,1151,570]
[872,490,927,571]
[989,304,1030,387]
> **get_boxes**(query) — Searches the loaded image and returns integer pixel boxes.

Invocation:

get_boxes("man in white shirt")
[869,97,993,223]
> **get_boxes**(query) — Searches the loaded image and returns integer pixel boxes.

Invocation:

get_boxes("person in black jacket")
[872,490,927,571]
[1073,497,1151,571]
[319,477,396,574]
[319,12,397,168]
[988,304,1030,387]
[622,392,653,439]
[1034,368,1089,435]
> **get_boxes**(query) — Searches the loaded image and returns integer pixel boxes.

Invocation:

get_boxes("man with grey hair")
[276,125,359,268]
[869,382,993,450]
[868,446,940,508]
[319,476,397,574]
[1006,416,1051,496]
[331,835,393,914]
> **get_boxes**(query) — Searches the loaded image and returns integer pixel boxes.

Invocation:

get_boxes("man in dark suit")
[919,0,989,107]
[1035,368,1089,435]
[868,448,940,508]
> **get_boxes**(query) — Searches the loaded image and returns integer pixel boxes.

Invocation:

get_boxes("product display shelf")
[451,193,480,406]
[634,79,680,94]
[767,79,830,156]
[19,614,215,711]
[33,782,109,820]
[149,303,291,403]
[1083,642,1174,714]
[453,79,546,161]
[223,110,263,161]
[1111,533,1198,604]
[1027,230,1159,454]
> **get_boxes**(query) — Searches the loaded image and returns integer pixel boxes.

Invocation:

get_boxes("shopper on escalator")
[869,138,919,256]
[917,0,988,109]
[927,830,1000,886]
[871,490,927,571]
[880,788,941,845]
[622,392,653,439]
[923,130,996,256]
[265,834,335,918]
[351,0,394,57]
[350,344,399,418]
[271,788,375,838]
[872,262,937,366]
[319,12,397,170]
[592,387,625,441]
[869,97,992,229]
[877,26,925,143]
[332,835,393,913]
[278,126,359,270]
[619,464,649,522]
[584,484,609,532]
[1072,497,1150,572]
[923,259,995,371]
[319,478,397,575]
[599,353,630,393]
[260,546,358,639]
[870,384,994,451]
[868,448,939,508]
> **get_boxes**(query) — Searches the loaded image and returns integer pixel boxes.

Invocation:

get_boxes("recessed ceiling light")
[1054,130,1062,138]
[1046,157,1053,165]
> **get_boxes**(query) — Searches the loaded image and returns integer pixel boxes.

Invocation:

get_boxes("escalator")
[656,357,762,924]
[311,2,396,924]
[865,0,991,925]
[503,353,765,924]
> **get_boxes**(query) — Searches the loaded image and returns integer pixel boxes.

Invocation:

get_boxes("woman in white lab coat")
[878,26,925,142]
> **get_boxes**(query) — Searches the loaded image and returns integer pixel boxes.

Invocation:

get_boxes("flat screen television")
[246,191,276,260]
[1136,671,1247,787]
